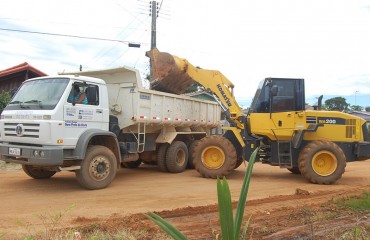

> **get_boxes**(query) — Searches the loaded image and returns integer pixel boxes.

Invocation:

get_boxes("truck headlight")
[33,150,39,157]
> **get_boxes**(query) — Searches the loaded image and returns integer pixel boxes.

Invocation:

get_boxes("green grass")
[341,190,370,211]
[0,161,21,170]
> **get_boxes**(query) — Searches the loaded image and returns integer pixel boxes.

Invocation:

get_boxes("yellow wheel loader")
[147,48,370,184]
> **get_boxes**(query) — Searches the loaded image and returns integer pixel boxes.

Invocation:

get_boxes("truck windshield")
[5,78,69,110]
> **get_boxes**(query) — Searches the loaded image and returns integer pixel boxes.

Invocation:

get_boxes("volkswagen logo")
[15,124,24,137]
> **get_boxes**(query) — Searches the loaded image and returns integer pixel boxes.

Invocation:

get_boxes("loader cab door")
[249,78,305,140]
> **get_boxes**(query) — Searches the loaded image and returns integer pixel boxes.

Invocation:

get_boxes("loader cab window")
[250,78,305,113]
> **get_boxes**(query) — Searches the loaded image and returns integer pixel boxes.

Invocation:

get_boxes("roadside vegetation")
[1,153,370,239]
[2,186,370,239]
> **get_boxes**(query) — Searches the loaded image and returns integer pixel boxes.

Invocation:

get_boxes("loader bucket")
[146,48,194,94]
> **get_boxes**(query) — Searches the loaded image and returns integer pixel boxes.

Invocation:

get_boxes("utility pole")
[150,1,158,50]
[149,1,158,82]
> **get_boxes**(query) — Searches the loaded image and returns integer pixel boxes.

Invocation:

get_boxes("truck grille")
[4,123,40,138]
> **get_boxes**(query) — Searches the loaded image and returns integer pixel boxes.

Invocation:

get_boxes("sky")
[1,0,370,108]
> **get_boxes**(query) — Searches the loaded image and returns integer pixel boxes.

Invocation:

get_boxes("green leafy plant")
[146,148,258,240]
[0,91,11,111]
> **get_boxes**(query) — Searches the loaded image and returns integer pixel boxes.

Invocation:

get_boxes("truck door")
[63,83,104,144]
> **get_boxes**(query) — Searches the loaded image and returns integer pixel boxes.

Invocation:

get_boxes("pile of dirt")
[72,188,370,239]
[146,48,195,94]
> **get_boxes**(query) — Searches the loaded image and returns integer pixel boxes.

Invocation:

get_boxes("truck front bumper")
[0,142,64,166]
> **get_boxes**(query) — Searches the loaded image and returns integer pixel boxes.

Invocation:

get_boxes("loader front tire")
[298,140,346,184]
[287,167,301,174]
[193,135,237,178]
[22,165,56,179]
[76,145,117,190]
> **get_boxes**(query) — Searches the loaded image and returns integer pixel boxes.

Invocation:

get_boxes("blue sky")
[1,0,370,108]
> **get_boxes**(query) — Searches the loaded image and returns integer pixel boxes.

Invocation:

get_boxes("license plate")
[9,147,21,156]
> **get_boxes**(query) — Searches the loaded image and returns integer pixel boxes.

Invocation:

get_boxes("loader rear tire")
[298,140,346,184]
[22,165,56,179]
[166,141,188,173]
[193,135,237,179]
[76,145,117,190]
[157,144,169,172]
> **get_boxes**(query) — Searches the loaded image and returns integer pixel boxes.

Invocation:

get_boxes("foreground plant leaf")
[144,212,187,240]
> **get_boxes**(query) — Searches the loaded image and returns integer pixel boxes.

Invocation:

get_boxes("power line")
[0,27,146,45]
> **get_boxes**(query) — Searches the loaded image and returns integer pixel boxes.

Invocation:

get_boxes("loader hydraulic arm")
[147,48,245,129]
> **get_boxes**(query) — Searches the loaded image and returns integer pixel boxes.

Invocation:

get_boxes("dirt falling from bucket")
[146,48,195,94]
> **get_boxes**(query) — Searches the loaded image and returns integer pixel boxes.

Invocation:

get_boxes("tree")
[365,106,370,112]
[0,91,11,112]
[324,97,350,112]
[350,105,363,111]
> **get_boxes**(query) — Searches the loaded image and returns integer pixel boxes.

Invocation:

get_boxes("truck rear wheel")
[166,141,188,173]
[22,165,56,179]
[298,140,346,184]
[157,144,169,172]
[76,145,117,190]
[187,140,200,169]
[193,135,237,178]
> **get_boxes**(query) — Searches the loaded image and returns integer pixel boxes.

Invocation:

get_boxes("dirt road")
[1,160,370,238]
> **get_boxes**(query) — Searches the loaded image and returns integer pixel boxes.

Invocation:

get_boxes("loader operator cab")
[250,78,305,114]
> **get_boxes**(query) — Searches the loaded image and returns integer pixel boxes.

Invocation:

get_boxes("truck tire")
[122,160,142,168]
[157,144,169,172]
[75,145,117,190]
[193,135,237,178]
[187,140,200,169]
[22,165,56,179]
[166,141,188,173]
[298,140,346,184]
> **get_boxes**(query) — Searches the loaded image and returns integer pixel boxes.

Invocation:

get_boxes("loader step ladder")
[271,129,293,168]
[137,122,146,153]
[277,140,292,168]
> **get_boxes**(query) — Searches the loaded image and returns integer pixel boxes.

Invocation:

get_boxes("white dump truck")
[0,66,221,189]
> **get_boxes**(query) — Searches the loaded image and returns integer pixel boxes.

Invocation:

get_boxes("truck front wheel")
[76,145,117,190]
[193,135,237,178]
[22,165,56,179]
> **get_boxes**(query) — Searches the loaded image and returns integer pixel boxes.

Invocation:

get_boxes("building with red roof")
[0,62,47,94]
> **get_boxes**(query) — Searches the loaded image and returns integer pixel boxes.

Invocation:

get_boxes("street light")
[355,90,359,105]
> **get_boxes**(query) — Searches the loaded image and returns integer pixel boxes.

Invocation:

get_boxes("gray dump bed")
[69,67,222,131]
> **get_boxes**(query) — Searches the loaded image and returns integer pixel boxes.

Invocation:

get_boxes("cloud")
[1,0,370,108]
